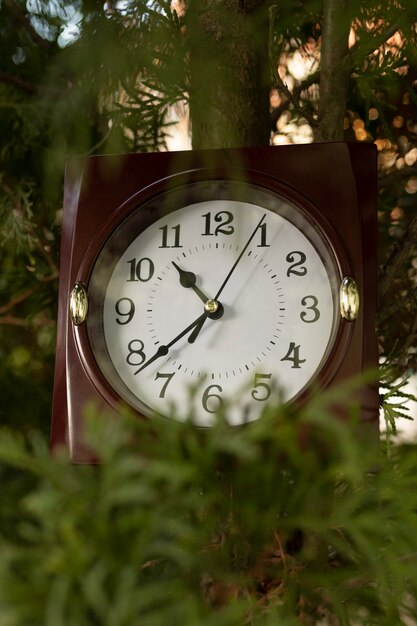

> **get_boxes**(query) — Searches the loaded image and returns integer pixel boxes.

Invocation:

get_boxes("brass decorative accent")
[69,283,88,325]
[204,299,219,314]
[339,276,360,321]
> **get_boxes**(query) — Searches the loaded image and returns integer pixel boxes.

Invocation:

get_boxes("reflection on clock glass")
[87,182,340,426]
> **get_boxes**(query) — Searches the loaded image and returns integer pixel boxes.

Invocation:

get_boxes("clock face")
[86,180,341,426]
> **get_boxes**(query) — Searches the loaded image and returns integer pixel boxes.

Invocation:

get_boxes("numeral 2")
[286,251,307,277]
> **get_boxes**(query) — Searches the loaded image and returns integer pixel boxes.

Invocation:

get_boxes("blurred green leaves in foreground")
[1,380,417,626]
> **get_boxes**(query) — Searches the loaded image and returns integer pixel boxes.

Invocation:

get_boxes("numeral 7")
[155,372,175,398]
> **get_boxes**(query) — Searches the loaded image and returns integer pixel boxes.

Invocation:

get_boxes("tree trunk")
[315,0,352,141]
[186,0,271,150]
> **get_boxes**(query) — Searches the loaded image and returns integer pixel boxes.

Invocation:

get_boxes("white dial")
[87,182,340,426]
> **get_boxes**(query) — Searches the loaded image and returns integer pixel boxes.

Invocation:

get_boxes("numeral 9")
[115,298,135,325]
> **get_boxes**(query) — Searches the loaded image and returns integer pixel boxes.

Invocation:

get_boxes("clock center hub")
[204,298,224,319]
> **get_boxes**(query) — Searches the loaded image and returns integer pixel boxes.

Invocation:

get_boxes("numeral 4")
[281,342,306,369]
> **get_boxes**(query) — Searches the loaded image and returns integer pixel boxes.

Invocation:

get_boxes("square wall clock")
[51,143,378,462]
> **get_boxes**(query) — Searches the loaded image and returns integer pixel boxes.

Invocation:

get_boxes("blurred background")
[0,0,416,439]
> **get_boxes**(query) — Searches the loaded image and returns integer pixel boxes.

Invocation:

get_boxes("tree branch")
[187,0,271,148]
[0,315,55,327]
[0,272,58,319]
[400,313,417,365]
[350,13,411,65]
[378,286,417,323]
[378,215,417,307]
[378,165,417,185]
[270,71,320,129]
[0,287,38,316]
[0,316,28,327]
[315,0,352,141]
[0,71,38,94]
[3,0,51,51]
[268,5,319,128]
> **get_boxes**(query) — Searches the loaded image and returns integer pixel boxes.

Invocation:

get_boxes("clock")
[51,143,379,460]
[86,180,341,426]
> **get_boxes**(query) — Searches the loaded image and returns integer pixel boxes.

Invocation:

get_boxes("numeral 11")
[159,224,182,248]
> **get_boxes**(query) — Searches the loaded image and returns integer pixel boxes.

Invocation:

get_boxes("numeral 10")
[127,257,155,282]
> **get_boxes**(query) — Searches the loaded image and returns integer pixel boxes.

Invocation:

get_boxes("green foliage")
[1,389,417,626]
[0,0,187,432]
[1,0,417,432]
[380,364,417,444]
[0,2,417,623]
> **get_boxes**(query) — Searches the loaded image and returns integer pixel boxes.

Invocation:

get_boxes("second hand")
[188,213,267,344]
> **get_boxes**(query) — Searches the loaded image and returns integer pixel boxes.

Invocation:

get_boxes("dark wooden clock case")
[51,143,379,462]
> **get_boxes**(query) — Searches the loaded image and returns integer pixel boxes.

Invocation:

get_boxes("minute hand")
[134,311,207,374]
[188,214,266,344]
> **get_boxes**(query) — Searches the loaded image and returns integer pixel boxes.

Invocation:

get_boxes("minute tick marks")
[98,189,336,427]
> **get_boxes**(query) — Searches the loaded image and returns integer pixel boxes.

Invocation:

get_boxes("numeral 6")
[202,384,224,413]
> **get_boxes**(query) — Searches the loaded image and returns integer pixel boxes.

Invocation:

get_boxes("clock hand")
[172,260,224,326]
[172,261,210,304]
[188,214,267,345]
[214,213,266,300]
[134,311,208,374]
[188,311,209,344]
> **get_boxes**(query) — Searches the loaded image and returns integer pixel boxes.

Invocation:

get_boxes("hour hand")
[172,261,209,304]
[134,311,207,374]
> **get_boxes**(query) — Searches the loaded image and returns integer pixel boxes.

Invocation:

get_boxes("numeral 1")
[159,224,182,248]
[256,222,269,247]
